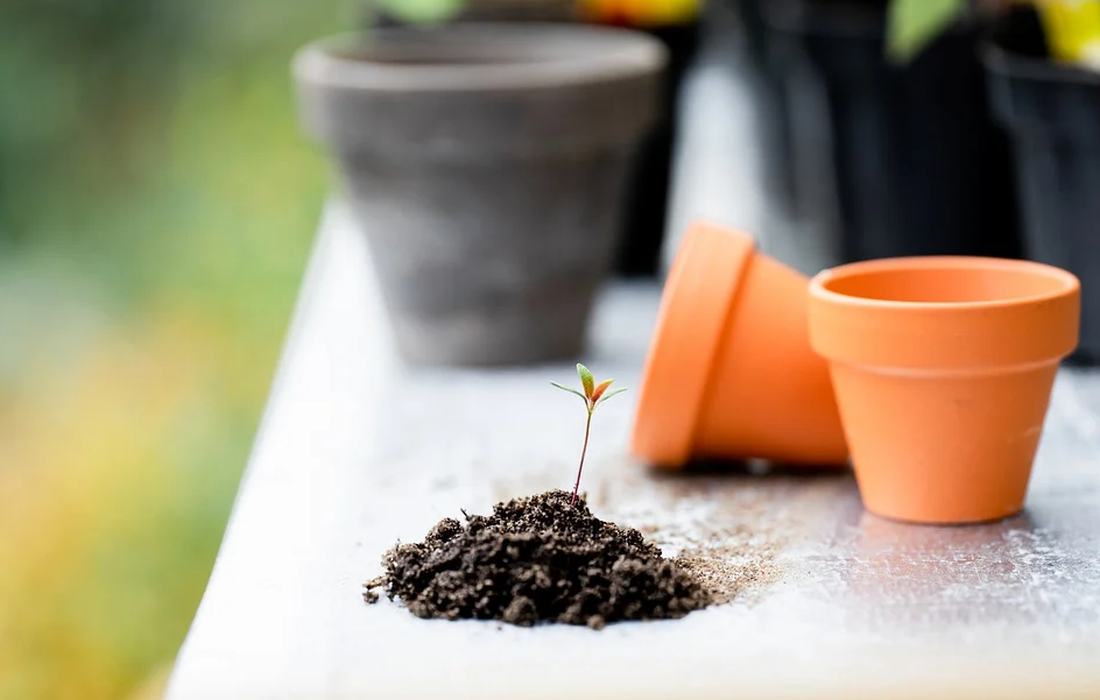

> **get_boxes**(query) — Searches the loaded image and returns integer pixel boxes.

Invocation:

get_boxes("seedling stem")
[551,363,627,506]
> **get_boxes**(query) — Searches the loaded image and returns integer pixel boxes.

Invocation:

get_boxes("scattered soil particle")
[674,546,780,606]
[363,489,715,628]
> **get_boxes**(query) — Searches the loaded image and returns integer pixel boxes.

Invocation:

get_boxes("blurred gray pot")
[293,24,666,365]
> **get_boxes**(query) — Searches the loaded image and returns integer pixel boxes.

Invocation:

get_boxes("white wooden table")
[166,20,1100,697]
[165,200,1100,700]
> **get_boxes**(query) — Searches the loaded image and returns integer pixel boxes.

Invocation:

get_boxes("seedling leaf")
[596,387,628,406]
[590,379,614,403]
[551,381,587,401]
[577,363,595,398]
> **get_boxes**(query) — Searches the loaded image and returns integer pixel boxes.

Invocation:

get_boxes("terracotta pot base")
[864,506,1024,528]
[632,222,848,468]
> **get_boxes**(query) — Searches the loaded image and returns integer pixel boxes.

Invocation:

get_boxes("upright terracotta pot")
[631,222,848,468]
[809,256,1080,524]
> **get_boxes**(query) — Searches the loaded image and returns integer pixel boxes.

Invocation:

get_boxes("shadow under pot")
[768,0,1024,263]
[983,5,1100,365]
[293,24,666,365]
[809,256,1080,525]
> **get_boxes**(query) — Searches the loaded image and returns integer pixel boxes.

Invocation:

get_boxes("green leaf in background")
[373,0,465,24]
[886,0,967,63]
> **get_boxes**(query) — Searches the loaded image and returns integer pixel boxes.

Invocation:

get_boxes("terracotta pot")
[809,256,1080,524]
[631,222,848,468]
[294,24,665,365]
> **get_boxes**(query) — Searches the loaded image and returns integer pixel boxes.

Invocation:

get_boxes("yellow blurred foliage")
[0,4,341,700]
[1038,0,1100,67]
[0,311,261,700]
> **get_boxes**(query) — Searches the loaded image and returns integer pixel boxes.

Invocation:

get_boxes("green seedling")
[552,363,628,506]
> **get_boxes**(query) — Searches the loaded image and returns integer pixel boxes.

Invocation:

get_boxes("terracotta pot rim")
[632,222,756,467]
[293,24,667,93]
[810,255,1079,312]
[810,255,1081,369]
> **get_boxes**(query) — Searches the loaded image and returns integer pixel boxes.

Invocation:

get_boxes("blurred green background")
[0,2,354,698]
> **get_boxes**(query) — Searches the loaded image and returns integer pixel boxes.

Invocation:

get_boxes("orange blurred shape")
[576,0,700,27]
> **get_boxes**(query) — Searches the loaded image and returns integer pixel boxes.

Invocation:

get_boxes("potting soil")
[364,489,714,629]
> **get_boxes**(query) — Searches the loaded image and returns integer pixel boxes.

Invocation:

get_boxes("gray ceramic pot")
[294,24,666,365]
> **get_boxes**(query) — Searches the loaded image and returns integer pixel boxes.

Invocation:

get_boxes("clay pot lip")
[632,222,757,467]
[293,24,667,94]
[809,255,1080,311]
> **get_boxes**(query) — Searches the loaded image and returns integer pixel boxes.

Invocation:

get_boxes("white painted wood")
[166,200,1100,700]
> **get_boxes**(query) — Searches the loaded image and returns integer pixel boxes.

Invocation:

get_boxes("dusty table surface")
[165,200,1100,700]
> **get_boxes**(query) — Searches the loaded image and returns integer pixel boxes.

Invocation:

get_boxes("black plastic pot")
[984,6,1100,365]
[753,0,805,215]
[716,0,804,216]
[614,21,700,277]
[734,0,767,68]
[769,0,1023,263]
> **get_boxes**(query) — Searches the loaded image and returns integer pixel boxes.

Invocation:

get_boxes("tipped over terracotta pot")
[631,222,849,468]
[809,256,1080,524]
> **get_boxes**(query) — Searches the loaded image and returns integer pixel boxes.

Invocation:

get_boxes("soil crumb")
[363,489,715,629]
[674,547,780,605]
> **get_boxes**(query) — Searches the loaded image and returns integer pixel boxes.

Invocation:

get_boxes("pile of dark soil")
[364,489,714,629]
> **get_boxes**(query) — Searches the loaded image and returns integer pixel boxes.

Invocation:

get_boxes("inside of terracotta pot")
[823,264,1076,304]
[330,26,630,67]
[337,44,536,65]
